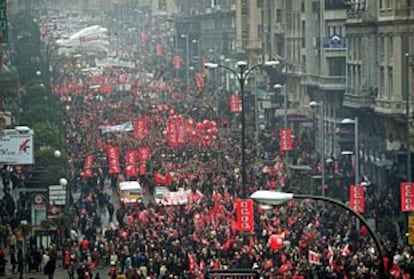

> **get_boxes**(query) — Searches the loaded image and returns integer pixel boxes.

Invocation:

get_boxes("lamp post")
[341,118,359,191]
[310,101,326,196]
[205,60,280,197]
[181,34,190,89]
[405,53,412,183]
[250,190,385,279]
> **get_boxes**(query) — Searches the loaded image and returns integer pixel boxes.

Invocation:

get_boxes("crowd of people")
[1,8,414,279]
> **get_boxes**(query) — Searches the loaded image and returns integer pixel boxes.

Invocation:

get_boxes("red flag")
[349,184,364,213]
[172,55,182,70]
[195,72,205,89]
[155,43,164,56]
[235,199,254,232]
[279,128,293,151]
[167,119,179,147]
[138,147,151,175]
[134,117,148,139]
[401,182,414,212]
[341,244,351,257]
[140,31,148,46]
[308,250,321,265]
[125,150,138,177]
[228,94,241,113]
[82,154,94,178]
[106,146,120,174]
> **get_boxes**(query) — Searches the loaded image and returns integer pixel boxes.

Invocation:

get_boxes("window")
[328,57,346,76]
[379,36,384,62]
[276,9,282,23]
[388,36,393,63]
[388,67,393,100]
[257,0,263,8]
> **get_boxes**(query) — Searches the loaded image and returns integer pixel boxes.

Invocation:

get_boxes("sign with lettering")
[401,182,414,212]
[0,0,7,43]
[235,199,254,232]
[349,184,364,213]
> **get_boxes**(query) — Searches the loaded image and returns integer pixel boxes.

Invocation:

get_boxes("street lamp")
[341,117,359,189]
[310,101,326,196]
[250,190,385,279]
[205,60,280,198]
[181,34,190,89]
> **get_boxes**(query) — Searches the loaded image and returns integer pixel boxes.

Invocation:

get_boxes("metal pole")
[406,53,412,182]
[355,117,360,231]
[321,101,325,196]
[292,194,385,279]
[284,85,288,162]
[239,69,247,198]
[254,78,259,144]
[186,35,190,89]
[355,117,359,187]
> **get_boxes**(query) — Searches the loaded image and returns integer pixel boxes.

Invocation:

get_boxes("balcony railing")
[301,74,345,91]
[323,35,346,49]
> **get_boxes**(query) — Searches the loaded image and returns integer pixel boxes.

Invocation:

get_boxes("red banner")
[140,31,148,46]
[349,185,364,213]
[125,150,138,178]
[195,72,205,89]
[154,170,172,186]
[138,147,151,175]
[134,117,148,139]
[228,95,241,113]
[235,199,254,232]
[155,43,164,56]
[401,182,414,212]
[279,128,293,151]
[177,124,186,145]
[82,154,94,178]
[106,146,121,174]
[172,55,182,70]
[167,120,179,147]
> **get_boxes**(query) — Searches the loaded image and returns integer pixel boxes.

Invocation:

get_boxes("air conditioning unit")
[230,4,236,11]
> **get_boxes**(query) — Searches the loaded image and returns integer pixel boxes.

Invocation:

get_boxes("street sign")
[0,0,8,43]
[49,185,66,205]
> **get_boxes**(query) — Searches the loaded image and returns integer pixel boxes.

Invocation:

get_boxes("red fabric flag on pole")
[195,72,205,89]
[349,184,364,213]
[82,154,95,178]
[134,117,148,139]
[106,146,121,174]
[401,182,414,212]
[308,250,321,265]
[138,147,151,175]
[125,150,138,178]
[167,120,179,147]
[235,199,254,232]
[228,95,241,113]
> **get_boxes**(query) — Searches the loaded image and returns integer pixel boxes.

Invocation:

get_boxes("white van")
[119,181,143,205]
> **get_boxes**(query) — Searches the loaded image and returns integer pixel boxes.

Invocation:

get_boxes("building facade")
[344,0,414,190]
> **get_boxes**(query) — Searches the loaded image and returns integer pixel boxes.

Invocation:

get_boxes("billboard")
[0,130,34,164]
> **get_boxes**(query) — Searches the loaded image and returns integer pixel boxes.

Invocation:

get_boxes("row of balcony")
[343,91,410,117]
[347,5,414,22]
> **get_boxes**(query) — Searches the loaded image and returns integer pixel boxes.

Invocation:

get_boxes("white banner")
[49,185,66,205]
[161,190,190,206]
[100,121,133,134]
[0,131,34,165]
